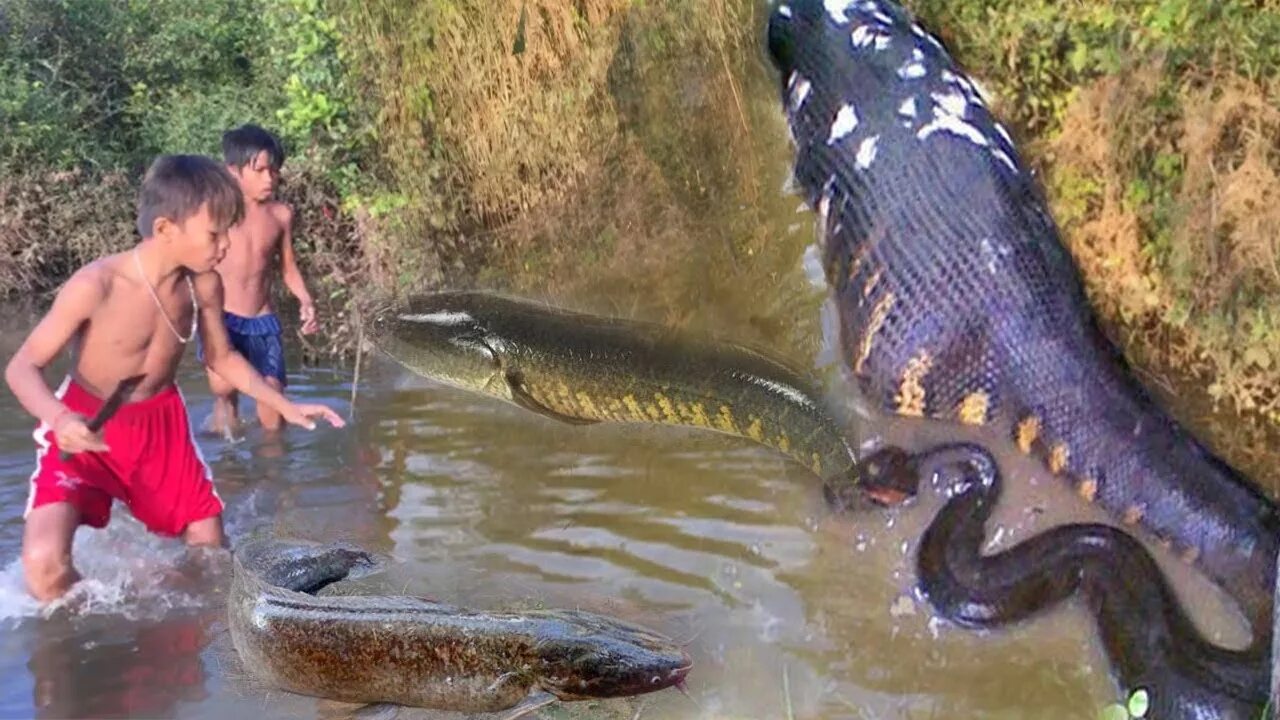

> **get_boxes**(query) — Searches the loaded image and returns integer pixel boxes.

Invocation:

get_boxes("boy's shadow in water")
[28,608,217,719]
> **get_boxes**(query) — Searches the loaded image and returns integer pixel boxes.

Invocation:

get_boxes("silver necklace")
[134,247,198,344]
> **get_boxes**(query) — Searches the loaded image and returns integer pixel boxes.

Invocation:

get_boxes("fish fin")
[506,371,599,426]
[325,701,400,720]
[499,691,557,720]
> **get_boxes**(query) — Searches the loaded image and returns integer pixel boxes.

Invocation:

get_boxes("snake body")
[910,445,1267,718]
[766,0,1276,714]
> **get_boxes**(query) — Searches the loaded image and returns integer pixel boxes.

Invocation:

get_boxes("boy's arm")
[193,271,343,429]
[4,269,110,451]
[275,204,317,335]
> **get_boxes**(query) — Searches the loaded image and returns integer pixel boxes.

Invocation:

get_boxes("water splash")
[0,514,227,625]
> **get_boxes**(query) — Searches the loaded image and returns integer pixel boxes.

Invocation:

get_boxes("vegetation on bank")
[0,0,384,357]
[2,0,1278,431]
[910,0,1280,426]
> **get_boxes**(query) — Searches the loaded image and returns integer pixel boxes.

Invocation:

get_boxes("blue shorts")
[197,312,287,387]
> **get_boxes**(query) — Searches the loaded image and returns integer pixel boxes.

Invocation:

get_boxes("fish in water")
[227,537,693,719]
[366,289,917,506]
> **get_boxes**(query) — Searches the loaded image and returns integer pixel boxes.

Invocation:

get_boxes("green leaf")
[1069,42,1090,74]
[1128,688,1150,717]
[1100,703,1129,720]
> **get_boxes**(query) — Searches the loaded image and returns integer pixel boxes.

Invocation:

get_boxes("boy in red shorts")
[4,154,345,603]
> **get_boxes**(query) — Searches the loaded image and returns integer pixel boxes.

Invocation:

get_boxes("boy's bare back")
[217,201,293,319]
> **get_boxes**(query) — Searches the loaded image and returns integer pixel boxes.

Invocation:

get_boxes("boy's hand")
[53,412,109,454]
[281,402,346,430]
[300,302,318,335]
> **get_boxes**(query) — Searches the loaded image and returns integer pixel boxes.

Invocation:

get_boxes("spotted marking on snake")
[1008,415,1039,448]
[1048,443,1070,474]
[1077,476,1099,503]
[654,393,678,424]
[856,135,879,169]
[622,394,643,419]
[897,57,926,80]
[957,391,990,426]
[916,113,989,147]
[855,293,896,373]
[1123,505,1145,526]
[828,104,860,143]
[863,267,883,298]
[931,89,967,118]
[576,391,599,418]
[895,350,933,417]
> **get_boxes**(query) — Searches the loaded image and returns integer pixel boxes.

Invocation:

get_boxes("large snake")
[766,0,1276,716]
[887,444,1269,718]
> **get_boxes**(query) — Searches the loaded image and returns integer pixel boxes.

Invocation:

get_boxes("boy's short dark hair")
[221,124,286,171]
[136,155,245,238]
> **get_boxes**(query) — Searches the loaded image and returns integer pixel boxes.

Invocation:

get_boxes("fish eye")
[651,676,660,684]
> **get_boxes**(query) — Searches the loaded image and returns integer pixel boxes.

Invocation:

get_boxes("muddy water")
[0,294,1269,720]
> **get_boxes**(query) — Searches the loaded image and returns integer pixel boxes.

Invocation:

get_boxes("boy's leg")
[205,367,241,435]
[22,503,81,602]
[129,384,227,545]
[183,515,226,548]
[250,327,287,432]
[255,377,284,431]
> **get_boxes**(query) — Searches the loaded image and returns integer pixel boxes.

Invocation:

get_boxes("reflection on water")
[0,311,1271,719]
[27,609,215,719]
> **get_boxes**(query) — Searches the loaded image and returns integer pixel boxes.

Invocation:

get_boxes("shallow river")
[0,298,1269,720]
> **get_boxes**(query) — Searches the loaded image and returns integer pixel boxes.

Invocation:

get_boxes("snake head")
[825,445,920,511]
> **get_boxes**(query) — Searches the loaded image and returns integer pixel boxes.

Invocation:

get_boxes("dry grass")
[1175,76,1280,302]
[1048,65,1168,324]
[1047,67,1280,428]
[0,168,136,295]
[337,0,632,230]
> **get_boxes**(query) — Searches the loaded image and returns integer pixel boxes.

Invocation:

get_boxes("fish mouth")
[669,656,694,686]
[673,650,694,675]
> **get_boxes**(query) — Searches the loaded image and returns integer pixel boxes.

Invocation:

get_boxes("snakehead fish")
[765,0,1277,665]
[367,289,916,505]
[227,538,693,717]
[910,444,1267,719]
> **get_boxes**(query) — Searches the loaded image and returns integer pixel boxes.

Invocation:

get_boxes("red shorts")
[24,377,224,537]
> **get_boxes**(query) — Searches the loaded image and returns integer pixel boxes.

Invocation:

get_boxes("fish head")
[533,610,693,700]
[366,293,511,400]
[234,537,382,593]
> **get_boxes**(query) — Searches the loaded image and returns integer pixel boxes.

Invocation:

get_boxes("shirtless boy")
[199,124,316,434]
[4,154,345,603]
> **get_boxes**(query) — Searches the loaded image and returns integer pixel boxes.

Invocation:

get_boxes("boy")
[199,124,316,435]
[4,154,345,603]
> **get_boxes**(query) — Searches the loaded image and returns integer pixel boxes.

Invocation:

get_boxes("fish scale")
[370,290,919,505]
[227,538,692,716]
